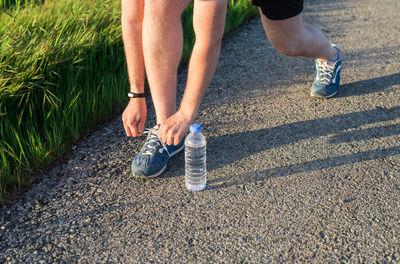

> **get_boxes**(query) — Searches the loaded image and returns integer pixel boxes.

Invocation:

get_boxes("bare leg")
[142,0,192,124]
[260,12,337,61]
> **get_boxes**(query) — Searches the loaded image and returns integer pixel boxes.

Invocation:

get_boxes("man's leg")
[259,12,342,98]
[142,0,192,124]
[130,0,191,179]
[260,12,336,61]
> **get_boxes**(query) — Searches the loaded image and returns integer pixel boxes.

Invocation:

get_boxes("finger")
[167,136,174,146]
[158,126,163,141]
[159,124,168,144]
[125,118,140,137]
[138,119,145,135]
[166,130,174,146]
[123,122,133,137]
[174,133,182,146]
[163,133,169,145]
[129,122,140,137]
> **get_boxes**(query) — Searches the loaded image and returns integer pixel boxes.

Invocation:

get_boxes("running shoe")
[311,45,342,98]
[131,124,184,179]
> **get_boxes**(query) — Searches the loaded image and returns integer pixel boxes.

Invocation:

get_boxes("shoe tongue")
[326,60,336,66]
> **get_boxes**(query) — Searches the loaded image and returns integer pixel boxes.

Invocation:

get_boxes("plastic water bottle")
[185,124,206,191]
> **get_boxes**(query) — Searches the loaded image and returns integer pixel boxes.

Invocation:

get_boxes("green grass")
[0,0,258,203]
[1,0,42,10]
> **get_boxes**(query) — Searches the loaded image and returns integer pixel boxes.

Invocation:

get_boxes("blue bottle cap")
[190,124,201,133]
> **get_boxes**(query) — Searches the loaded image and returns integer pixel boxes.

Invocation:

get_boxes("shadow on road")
[206,105,400,187]
[338,72,400,98]
[207,145,399,190]
[330,122,400,143]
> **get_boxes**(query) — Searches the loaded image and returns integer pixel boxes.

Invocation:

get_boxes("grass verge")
[0,0,258,203]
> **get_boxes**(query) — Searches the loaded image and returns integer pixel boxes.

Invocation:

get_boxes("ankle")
[318,46,338,62]
[328,46,338,61]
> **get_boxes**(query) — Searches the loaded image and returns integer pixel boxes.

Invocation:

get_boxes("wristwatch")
[128,92,147,98]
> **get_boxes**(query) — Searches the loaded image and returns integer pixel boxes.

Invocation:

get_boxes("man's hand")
[159,110,193,146]
[122,98,147,137]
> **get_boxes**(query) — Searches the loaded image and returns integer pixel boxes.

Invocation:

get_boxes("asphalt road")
[1,0,400,262]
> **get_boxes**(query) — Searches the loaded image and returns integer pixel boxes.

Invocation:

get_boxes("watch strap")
[128,92,147,98]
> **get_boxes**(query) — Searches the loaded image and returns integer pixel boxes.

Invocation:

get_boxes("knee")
[145,0,166,16]
[145,0,179,18]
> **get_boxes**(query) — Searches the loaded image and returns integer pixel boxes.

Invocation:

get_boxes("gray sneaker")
[311,44,342,98]
[131,125,184,179]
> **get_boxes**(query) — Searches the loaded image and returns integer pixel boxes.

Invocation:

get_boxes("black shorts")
[252,0,303,20]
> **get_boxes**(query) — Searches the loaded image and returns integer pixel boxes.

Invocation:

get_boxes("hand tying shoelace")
[141,127,171,157]
[131,124,185,178]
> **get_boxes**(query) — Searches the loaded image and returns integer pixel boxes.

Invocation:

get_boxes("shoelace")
[317,60,336,85]
[141,127,171,157]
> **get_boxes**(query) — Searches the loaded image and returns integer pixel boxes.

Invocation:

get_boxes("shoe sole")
[132,143,185,179]
[310,90,337,99]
